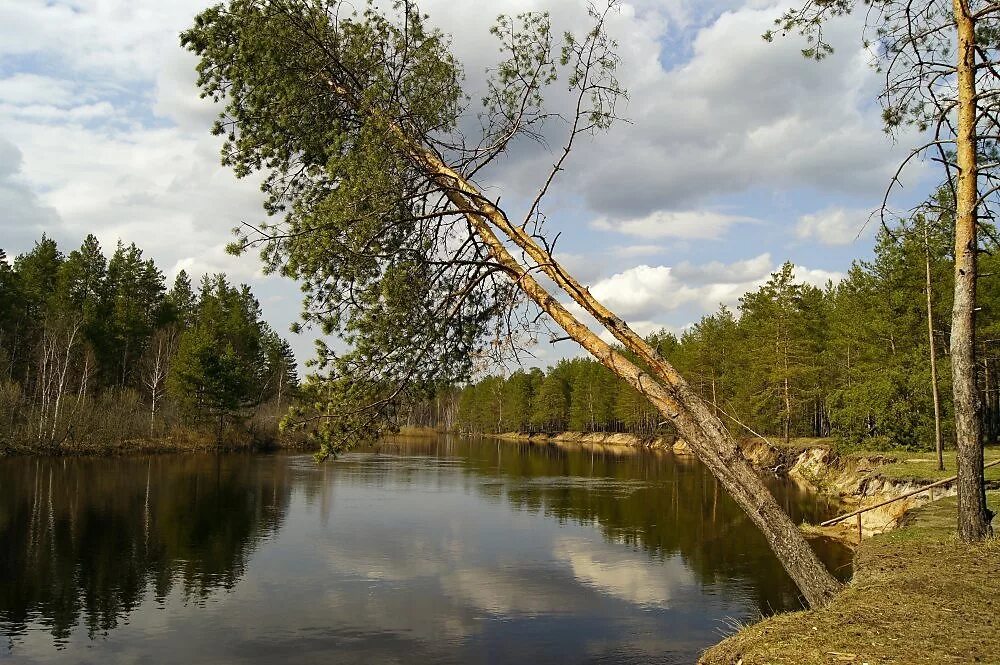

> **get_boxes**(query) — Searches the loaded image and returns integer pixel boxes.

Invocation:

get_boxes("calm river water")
[0,436,850,664]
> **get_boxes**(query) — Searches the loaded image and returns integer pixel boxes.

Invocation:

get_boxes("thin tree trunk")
[710,373,718,417]
[924,222,945,472]
[951,0,991,541]
[150,388,158,435]
[784,376,791,445]
[276,371,284,409]
[50,321,79,443]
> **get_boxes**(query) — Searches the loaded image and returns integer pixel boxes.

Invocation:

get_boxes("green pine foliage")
[0,234,298,452]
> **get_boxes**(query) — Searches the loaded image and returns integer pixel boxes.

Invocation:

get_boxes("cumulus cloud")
[0,1,269,276]
[427,1,917,224]
[591,210,756,240]
[0,8,299,341]
[589,265,681,320]
[796,207,874,246]
[612,244,666,258]
[0,73,78,106]
[0,1,207,81]
[795,266,843,288]
[570,4,917,218]
[0,137,61,251]
[582,254,842,328]
[672,252,774,284]
[0,0,888,368]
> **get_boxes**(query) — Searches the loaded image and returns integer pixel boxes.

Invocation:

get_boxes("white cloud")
[553,536,690,608]
[411,0,917,222]
[557,3,919,219]
[591,210,756,240]
[0,102,117,123]
[0,1,208,81]
[612,244,666,258]
[0,137,61,250]
[583,254,842,325]
[796,207,874,246]
[795,266,843,288]
[673,252,773,284]
[0,73,78,106]
[589,265,681,319]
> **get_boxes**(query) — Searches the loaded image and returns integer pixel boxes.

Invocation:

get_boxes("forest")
[436,207,1000,452]
[0,234,298,453]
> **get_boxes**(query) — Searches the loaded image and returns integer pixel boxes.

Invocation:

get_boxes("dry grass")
[700,493,1000,664]
[861,447,1000,483]
[754,438,1000,488]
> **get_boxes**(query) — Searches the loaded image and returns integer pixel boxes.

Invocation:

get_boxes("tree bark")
[396,132,842,608]
[923,222,945,472]
[951,0,992,541]
[319,71,843,606]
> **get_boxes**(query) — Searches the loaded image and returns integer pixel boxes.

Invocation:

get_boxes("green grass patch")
[701,493,1000,664]
[851,447,1000,483]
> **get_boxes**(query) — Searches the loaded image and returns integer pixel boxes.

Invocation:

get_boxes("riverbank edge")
[483,430,1000,540]
[475,429,1000,662]
[699,492,1000,664]
[0,431,318,457]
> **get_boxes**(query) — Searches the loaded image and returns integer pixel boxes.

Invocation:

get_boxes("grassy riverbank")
[701,492,1000,664]
[854,448,1000,483]
[755,437,1000,488]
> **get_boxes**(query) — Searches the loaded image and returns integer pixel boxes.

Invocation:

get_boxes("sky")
[0,0,934,371]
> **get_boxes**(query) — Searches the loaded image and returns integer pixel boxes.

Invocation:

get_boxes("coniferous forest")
[9,211,1000,456]
[435,212,1000,452]
[0,234,298,453]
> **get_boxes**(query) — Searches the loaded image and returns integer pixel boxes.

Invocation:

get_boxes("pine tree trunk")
[414,154,842,607]
[951,0,992,541]
[784,375,791,446]
[710,374,718,417]
[327,79,844,608]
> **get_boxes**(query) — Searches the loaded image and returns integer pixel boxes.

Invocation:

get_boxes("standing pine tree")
[769,0,996,542]
[739,263,817,444]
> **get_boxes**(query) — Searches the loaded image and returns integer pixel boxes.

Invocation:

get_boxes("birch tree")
[769,0,998,540]
[183,0,842,605]
[142,326,178,434]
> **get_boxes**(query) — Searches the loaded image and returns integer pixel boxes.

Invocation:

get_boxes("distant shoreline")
[0,431,317,458]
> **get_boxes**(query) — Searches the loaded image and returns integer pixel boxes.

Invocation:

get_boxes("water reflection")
[0,436,851,664]
[376,436,852,610]
[0,456,290,642]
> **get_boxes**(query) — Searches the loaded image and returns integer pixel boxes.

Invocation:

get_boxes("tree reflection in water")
[0,455,291,642]
[0,437,851,662]
[376,436,853,612]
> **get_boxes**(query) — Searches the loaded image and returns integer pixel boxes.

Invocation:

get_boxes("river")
[0,435,850,664]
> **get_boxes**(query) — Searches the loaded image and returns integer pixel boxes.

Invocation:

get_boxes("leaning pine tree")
[181,0,842,607]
